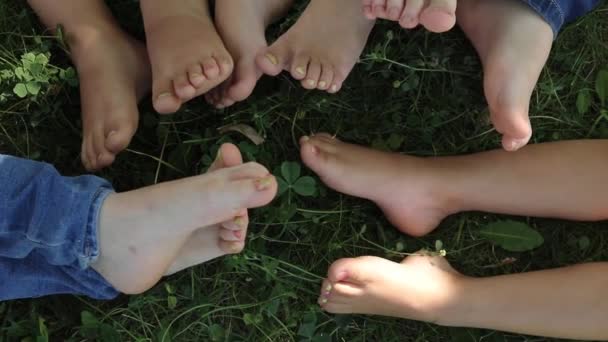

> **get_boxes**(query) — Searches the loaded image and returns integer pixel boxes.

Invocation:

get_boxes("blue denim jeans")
[523,0,601,37]
[0,155,119,300]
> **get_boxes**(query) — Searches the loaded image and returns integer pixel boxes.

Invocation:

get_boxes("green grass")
[1,1,608,341]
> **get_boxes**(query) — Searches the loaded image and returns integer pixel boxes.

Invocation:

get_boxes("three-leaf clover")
[277,161,317,197]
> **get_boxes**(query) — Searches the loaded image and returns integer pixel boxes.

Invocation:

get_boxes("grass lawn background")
[0,0,607,341]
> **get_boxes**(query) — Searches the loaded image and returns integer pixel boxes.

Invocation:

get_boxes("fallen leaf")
[218,124,265,145]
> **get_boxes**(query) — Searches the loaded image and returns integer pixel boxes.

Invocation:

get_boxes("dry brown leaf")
[218,124,265,145]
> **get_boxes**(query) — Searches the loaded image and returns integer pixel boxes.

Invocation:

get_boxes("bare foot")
[457,0,553,151]
[69,25,150,171]
[255,0,375,93]
[362,0,457,33]
[141,0,234,114]
[206,0,293,109]
[319,254,465,324]
[165,143,249,275]
[300,134,453,236]
[92,159,278,294]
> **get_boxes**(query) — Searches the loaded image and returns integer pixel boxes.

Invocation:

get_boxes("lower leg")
[28,0,150,171]
[320,254,608,340]
[300,136,608,237]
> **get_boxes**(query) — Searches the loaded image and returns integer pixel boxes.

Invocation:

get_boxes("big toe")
[299,134,339,175]
[208,143,243,172]
[419,0,457,33]
[226,60,261,103]
[153,83,182,114]
[256,42,289,77]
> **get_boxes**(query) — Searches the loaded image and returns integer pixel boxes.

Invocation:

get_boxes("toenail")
[325,284,332,292]
[214,149,223,164]
[330,84,338,93]
[233,230,242,239]
[228,243,242,253]
[108,130,117,137]
[265,53,278,65]
[295,67,306,76]
[234,216,245,227]
[306,79,316,87]
[324,291,331,296]
[301,136,310,143]
[157,92,172,99]
[255,176,274,191]
[320,298,328,304]
[318,81,327,88]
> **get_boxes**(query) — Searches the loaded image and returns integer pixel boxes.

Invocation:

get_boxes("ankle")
[433,275,479,327]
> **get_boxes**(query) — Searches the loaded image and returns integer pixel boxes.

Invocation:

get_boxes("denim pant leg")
[522,0,601,37]
[0,155,119,300]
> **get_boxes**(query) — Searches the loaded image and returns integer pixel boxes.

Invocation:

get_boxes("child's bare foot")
[166,143,249,275]
[255,0,374,93]
[92,159,278,294]
[206,0,292,109]
[319,253,466,324]
[457,0,553,151]
[300,134,454,236]
[362,0,457,33]
[69,26,150,171]
[141,0,233,114]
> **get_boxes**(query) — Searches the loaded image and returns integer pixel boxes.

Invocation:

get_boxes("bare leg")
[320,254,608,340]
[27,0,151,171]
[300,135,608,236]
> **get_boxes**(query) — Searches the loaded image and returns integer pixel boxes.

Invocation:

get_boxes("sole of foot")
[142,0,234,114]
[70,27,150,171]
[363,0,457,33]
[300,134,453,236]
[457,0,553,151]
[93,156,277,294]
[319,253,465,325]
[255,0,375,94]
[206,0,293,109]
[165,143,250,275]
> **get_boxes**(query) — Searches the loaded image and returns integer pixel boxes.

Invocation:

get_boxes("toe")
[317,64,334,91]
[227,60,261,102]
[174,73,197,100]
[219,240,245,254]
[91,125,114,168]
[362,0,375,19]
[326,258,357,283]
[208,142,243,172]
[219,227,245,242]
[299,135,340,173]
[372,0,387,18]
[420,0,457,33]
[385,0,405,20]
[153,77,182,114]
[202,57,221,80]
[327,256,383,284]
[399,0,424,28]
[302,59,321,89]
[188,64,206,88]
[255,36,290,76]
[291,54,310,81]
[221,214,249,231]
[215,55,234,79]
